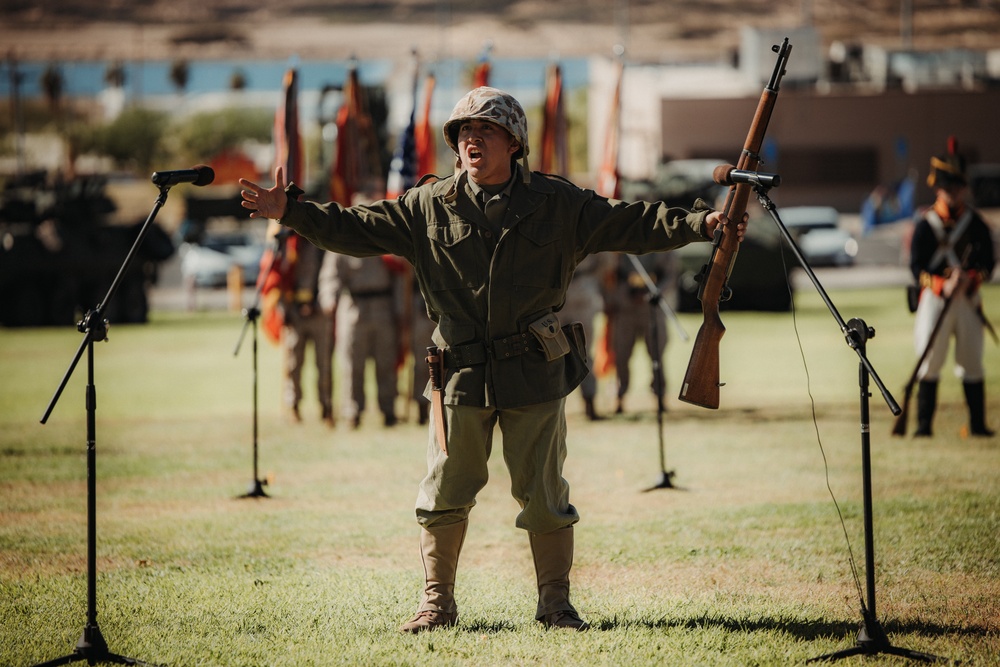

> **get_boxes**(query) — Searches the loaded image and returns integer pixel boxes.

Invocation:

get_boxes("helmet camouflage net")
[443,86,529,161]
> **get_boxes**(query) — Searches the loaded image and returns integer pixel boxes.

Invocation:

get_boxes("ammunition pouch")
[528,312,571,362]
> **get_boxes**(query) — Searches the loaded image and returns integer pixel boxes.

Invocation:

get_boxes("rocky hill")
[1,0,998,63]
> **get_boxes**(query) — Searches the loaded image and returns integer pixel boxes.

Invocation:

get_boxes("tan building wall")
[659,88,1000,212]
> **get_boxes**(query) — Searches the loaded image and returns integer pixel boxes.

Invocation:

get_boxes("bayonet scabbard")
[425,346,448,454]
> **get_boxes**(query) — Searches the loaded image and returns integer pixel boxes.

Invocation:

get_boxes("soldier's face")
[457,120,519,185]
[936,182,967,208]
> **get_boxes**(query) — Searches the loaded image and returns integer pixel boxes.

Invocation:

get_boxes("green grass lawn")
[1,285,998,666]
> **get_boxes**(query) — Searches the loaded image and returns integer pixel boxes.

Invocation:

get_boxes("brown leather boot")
[529,526,590,631]
[399,520,467,633]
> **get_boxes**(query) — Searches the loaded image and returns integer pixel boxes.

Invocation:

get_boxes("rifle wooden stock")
[678,38,791,409]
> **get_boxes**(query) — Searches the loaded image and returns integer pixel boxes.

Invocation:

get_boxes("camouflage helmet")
[443,86,529,160]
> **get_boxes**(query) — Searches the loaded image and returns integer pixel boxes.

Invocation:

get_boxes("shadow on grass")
[589,613,991,641]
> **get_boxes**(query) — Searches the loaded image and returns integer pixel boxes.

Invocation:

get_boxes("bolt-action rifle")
[678,38,792,409]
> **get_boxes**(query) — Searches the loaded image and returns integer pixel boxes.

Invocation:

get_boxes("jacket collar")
[434,166,552,230]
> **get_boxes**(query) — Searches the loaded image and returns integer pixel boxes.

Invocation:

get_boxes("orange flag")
[415,73,437,178]
[539,63,568,175]
[472,43,492,88]
[258,68,303,344]
[593,56,625,375]
[595,57,623,200]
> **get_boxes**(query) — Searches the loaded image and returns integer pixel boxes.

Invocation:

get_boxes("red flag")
[274,68,303,185]
[259,68,303,344]
[539,63,569,176]
[473,61,490,88]
[596,57,623,199]
[415,73,437,178]
[472,44,491,88]
[594,57,624,373]
[329,66,380,206]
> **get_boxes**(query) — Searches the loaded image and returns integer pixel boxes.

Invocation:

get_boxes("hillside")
[1,0,999,63]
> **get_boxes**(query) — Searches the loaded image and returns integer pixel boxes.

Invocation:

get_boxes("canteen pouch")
[528,312,571,362]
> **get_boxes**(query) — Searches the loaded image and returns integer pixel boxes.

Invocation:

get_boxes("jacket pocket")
[425,220,481,292]
[513,221,562,289]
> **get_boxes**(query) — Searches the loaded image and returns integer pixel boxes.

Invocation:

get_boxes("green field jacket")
[279,169,712,409]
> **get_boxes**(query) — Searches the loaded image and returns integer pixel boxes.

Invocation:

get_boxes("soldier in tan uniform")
[241,87,744,633]
[279,239,336,426]
[606,251,679,415]
[323,253,401,428]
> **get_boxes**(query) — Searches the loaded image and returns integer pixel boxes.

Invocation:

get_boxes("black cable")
[778,241,868,615]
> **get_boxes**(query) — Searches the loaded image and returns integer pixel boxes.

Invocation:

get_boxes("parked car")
[777,205,858,267]
[179,230,265,288]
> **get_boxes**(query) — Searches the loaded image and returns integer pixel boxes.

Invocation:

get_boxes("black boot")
[584,397,603,421]
[914,380,938,437]
[963,381,995,437]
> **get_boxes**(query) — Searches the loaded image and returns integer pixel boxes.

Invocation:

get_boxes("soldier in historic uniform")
[240,87,744,633]
[275,237,336,426]
[606,251,679,415]
[323,253,402,428]
[910,139,996,437]
[559,252,614,420]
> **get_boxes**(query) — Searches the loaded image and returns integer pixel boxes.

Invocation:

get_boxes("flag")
[595,57,623,199]
[329,66,380,206]
[472,44,491,88]
[415,73,437,178]
[259,68,303,344]
[594,57,625,374]
[860,173,916,234]
[539,63,569,176]
[388,67,437,198]
[386,62,420,199]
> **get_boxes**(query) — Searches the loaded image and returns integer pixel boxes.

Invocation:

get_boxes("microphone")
[712,164,781,189]
[151,165,215,187]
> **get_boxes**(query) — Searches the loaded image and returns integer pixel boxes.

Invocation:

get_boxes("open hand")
[240,166,288,220]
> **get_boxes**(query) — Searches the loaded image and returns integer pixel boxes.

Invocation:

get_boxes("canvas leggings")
[415,397,580,534]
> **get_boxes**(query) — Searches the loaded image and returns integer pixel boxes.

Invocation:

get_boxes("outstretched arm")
[240,166,289,220]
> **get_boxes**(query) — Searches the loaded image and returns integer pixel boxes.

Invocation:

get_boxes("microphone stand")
[626,256,688,492]
[34,186,173,667]
[232,232,289,499]
[749,181,943,663]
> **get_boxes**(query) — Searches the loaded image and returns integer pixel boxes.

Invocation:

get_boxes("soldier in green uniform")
[240,87,744,633]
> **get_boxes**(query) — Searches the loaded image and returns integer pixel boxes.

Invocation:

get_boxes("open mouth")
[467,147,483,163]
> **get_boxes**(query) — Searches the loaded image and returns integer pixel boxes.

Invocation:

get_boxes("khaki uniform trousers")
[282,307,334,415]
[415,397,580,534]
[335,292,398,422]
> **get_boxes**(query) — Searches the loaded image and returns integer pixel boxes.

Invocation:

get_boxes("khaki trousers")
[415,397,580,534]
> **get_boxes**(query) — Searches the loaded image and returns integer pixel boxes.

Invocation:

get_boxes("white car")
[179,231,265,287]
[778,206,859,267]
